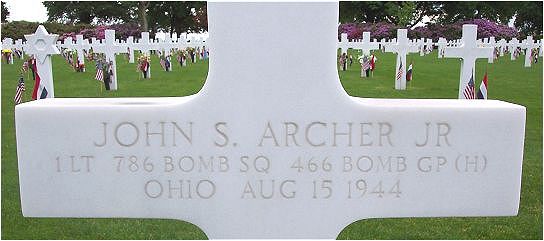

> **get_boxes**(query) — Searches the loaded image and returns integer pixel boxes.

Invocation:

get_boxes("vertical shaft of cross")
[509,38,519,60]
[201,2,348,103]
[75,35,86,71]
[522,36,533,67]
[127,36,135,63]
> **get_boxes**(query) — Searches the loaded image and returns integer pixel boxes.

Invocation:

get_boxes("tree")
[137,1,149,31]
[435,1,517,25]
[513,1,543,38]
[43,1,133,24]
[1,1,9,23]
[339,1,439,28]
[146,1,206,35]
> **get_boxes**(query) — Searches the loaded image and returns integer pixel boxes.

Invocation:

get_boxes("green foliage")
[147,1,207,36]
[339,1,542,36]
[41,1,208,34]
[43,1,132,24]
[394,1,417,27]
[435,1,517,24]
[514,1,543,38]
[0,21,91,40]
[0,50,542,239]
[1,1,9,23]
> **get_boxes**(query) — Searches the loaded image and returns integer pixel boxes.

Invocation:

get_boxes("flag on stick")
[14,76,25,105]
[463,71,476,99]
[477,72,488,99]
[396,60,403,81]
[406,62,413,81]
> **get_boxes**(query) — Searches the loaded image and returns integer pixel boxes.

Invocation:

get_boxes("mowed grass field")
[1,50,542,239]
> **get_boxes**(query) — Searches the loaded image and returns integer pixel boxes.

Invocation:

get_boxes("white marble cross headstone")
[24,25,60,99]
[133,32,157,77]
[508,38,519,60]
[92,30,127,90]
[126,36,135,63]
[177,34,188,50]
[14,39,25,59]
[353,32,379,56]
[425,38,433,53]
[520,36,534,67]
[486,36,496,63]
[498,39,507,57]
[385,29,419,90]
[379,38,386,51]
[73,35,90,72]
[418,38,425,56]
[2,37,15,64]
[61,37,74,50]
[338,33,356,55]
[15,3,526,239]
[443,25,493,99]
[160,33,175,57]
[436,37,447,58]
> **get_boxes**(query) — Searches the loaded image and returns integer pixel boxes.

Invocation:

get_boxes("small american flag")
[160,58,166,70]
[463,72,476,99]
[362,57,371,71]
[396,60,403,81]
[22,61,29,73]
[95,68,104,82]
[14,77,25,105]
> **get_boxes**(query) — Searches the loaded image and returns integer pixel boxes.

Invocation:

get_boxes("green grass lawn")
[1,50,542,239]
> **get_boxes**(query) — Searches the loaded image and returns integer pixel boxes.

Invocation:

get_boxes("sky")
[4,0,48,22]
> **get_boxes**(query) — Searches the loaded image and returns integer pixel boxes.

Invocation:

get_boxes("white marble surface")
[16,2,526,239]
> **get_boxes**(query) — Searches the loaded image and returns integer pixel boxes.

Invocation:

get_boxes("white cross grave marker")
[353,32,379,56]
[443,25,493,99]
[338,33,357,55]
[61,37,74,50]
[425,38,433,54]
[24,25,60,99]
[15,3,526,239]
[498,39,507,57]
[14,39,25,59]
[509,38,519,60]
[2,38,15,64]
[73,35,90,72]
[134,32,157,78]
[385,29,419,90]
[436,37,447,58]
[379,38,386,51]
[418,38,425,56]
[520,36,534,67]
[92,29,127,90]
[126,36,135,63]
[485,36,496,63]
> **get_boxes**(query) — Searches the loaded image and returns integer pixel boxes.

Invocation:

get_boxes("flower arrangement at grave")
[175,50,187,67]
[138,55,151,79]
[2,49,13,64]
